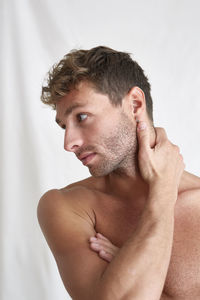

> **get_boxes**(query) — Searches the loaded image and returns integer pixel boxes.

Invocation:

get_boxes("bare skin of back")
[60,170,200,299]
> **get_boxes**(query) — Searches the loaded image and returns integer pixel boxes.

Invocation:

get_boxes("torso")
[60,171,200,299]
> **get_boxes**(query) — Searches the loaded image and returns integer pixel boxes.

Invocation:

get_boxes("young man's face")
[55,81,138,177]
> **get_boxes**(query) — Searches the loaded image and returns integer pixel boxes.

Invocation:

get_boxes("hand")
[89,233,119,263]
[137,121,185,191]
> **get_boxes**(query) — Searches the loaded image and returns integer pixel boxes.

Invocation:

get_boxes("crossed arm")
[38,124,184,300]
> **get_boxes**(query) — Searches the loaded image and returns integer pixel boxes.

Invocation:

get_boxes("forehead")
[55,81,114,122]
[56,82,92,111]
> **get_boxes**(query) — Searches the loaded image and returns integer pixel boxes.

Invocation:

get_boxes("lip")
[81,153,96,165]
[79,152,94,160]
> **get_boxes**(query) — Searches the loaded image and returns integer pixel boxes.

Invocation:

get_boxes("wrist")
[149,179,178,196]
[147,181,178,211]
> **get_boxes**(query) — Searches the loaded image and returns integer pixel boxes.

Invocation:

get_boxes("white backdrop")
[1,0,200,299]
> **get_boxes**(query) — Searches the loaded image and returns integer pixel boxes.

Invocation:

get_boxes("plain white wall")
[1,0,200,299]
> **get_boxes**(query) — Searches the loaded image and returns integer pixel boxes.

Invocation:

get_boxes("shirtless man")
[37,46,200,299]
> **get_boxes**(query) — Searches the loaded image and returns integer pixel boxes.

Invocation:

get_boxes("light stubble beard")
[88,111,139,178]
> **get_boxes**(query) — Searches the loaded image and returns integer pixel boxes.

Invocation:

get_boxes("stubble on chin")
[87,111,138,177]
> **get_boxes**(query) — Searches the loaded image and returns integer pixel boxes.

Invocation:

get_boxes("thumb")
[136,121,150,151]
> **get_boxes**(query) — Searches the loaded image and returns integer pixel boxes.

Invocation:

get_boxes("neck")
[104,124,156,202]
[105,171,149,203]
[103,125,190,208]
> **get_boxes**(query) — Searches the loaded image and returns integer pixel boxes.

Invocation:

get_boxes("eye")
[77,113,88,123]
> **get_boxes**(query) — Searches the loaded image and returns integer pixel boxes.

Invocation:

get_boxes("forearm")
[96,186,176,300]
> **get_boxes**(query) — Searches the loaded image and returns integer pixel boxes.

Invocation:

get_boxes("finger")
[99,250,113,263]
[90,241,118,256]
[96,233,109,241]
[136,121,150,151]
[94,234,119,252]
[95,238,119,253]
[154,127,168,145]
[100,242,118,256]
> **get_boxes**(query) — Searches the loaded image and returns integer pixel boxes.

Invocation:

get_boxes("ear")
[127,86,146,121]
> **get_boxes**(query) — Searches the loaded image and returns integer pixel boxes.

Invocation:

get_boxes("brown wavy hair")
[41,46,153,121]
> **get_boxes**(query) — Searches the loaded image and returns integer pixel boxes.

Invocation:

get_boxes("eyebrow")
[55,102,86,125]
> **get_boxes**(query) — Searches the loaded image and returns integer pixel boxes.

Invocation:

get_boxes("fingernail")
[92,243,100,249]
[90,237,97,241]
[138,121,146,131]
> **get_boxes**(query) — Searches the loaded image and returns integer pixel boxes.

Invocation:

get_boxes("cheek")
[84,124,110,151]
[81,124,102,148]
[86,120,108,137]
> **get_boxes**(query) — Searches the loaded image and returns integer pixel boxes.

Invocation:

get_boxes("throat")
[104,172,149,208]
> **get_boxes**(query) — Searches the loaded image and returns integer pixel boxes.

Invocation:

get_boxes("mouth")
[81,153,96,166]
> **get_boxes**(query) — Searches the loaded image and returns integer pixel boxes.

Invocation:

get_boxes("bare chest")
[163,203,200,299]
[94,196,200,299]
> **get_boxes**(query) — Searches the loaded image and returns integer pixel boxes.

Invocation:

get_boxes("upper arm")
[37,188,108,300]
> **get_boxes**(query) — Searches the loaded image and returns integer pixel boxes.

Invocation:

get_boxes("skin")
[55,80,156,263]
[56,80,156,204]
[90,232,119,263]
[55,81,186,211]
[54,80,200,299]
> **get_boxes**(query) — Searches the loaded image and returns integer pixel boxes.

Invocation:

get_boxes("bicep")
[37,189,108,300]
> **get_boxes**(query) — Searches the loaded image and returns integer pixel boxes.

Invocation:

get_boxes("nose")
[64,127,84,152]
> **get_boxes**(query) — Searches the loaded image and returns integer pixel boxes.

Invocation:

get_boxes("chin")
[88,166,112,178]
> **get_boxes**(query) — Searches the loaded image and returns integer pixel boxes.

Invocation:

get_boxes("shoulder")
[37,184,95,215]
[37,185,97,234]
[178,171,200,199]
[59,175,106,194]
[176,172,200,218]
[38,177,98,205]
[37,186,97,253]
[37,186,108,300]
